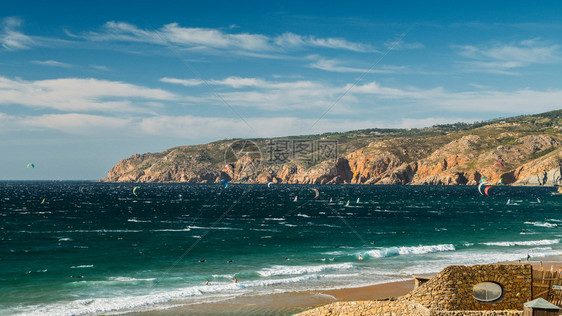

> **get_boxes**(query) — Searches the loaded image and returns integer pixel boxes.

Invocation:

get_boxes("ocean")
[1,182,561,315]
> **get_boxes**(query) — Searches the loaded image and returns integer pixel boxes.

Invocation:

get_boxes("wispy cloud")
[0,76,176,113]
[274,32,374,52]
[0,112,132,135]
[140,115,386,139]
[307,56,404,73]
[0,111,464,140]
[161,75,562,115]
[454,39,561,74]
[90,65,110,71]
[31,60,74,68]
[0,17,34,50]
[83,21,374,54]
[351,81,562,114]
[23,113,133,135]
[384,39,424,50]
[161,76,341,111]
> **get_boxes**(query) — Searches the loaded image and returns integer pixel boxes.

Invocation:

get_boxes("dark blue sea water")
[1,182,561,315]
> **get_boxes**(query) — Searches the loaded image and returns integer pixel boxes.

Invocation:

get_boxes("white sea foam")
[322,251,346,256]
[14,275,318,316]
[296,213,311,218]
[127,219,151,223]
[524,221,557,228]
[257,263,353,277]
[187,226,242,230]
[58,238,72,241]
[366,244,455,258]
[482,239,560,247]
[108,277,156,282]
[70,265,94,269]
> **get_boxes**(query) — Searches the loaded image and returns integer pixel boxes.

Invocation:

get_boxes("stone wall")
[402,264,532,311]
[296,264,532,315]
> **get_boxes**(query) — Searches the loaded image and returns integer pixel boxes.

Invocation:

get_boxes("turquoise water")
[1,182,561,315]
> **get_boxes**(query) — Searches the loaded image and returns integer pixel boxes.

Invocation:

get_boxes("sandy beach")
[123,279,414,315]
[124,255,562,315]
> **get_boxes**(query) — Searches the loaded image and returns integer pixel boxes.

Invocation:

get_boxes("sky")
[1,0,562,180]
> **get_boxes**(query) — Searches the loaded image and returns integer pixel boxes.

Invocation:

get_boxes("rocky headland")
[103,110,562,186]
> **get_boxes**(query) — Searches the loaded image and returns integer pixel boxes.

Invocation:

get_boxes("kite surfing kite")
[221,179,228,188]
[27,163,35,169]
[133,186,140,196]
[478,181,493,196]
[494,161,504,168]
[267,182,273,188]
[312,189,319,199]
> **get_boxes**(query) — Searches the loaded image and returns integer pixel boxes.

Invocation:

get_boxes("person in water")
[206,280,209,285]
[70,275,83,278]
[233,277,238,283]
[358,255,363,261]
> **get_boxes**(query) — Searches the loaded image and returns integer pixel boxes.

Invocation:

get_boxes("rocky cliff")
[103,110,562,186]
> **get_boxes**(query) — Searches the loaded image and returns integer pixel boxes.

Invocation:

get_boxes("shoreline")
[125,279,415,316]
[125,255,562,315]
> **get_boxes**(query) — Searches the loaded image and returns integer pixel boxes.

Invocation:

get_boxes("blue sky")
[1,1,562,180]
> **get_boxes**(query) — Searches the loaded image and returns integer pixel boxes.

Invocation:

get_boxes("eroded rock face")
[103,132,562,186]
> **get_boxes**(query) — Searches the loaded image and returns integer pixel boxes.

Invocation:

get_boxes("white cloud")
[384,40,424,50]
[1,17,34,50]
[161,76,342,110]
[0,111,470,141]
[90,65,110,71]
[32,60,74,68]
[22,113,133,135]
[0,76,176,113]
[351,81,562,114]
[161,75,562,115]
[274,32,374,52]
[161,76,319,90]
[455,39,561,74]
[140,115,379,140]
[84,21,373,54]
[0,112,133,135]
[307,56,404,73]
